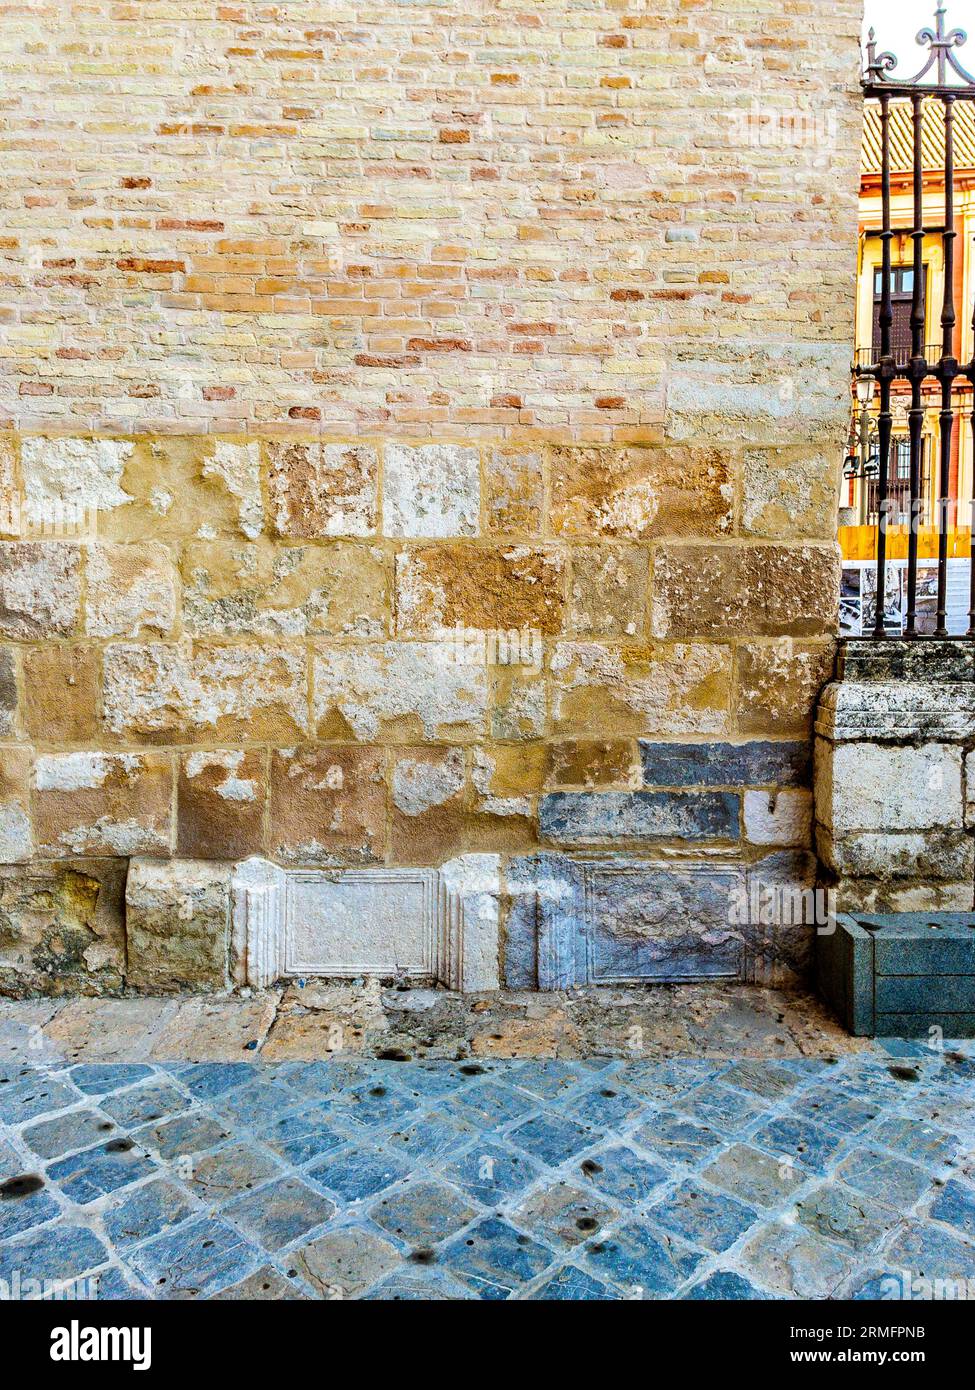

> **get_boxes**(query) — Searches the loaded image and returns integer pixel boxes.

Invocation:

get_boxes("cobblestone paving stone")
[1,1040,974,1300]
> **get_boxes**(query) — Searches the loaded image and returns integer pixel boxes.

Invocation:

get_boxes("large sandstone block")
[0,646,17,737]
[267,441,378,537]
[551,640,731,737]
[125,858,231,993]
[383,444,480,538]
[485,449,544,535]
[24,644,100,743]
[735,640,835,736]
[816,741,963,834]
[0,541,81,638]
[19,436,133,517]
[390,746,466,864]
[550,445,731,539]
[177,750,267,860]
[89,438,264,542]
[0,746,32,863]
[395,544,564,637]
[652,543,839,639]
[33,751,173,857]
[742,446,836,540]
[269,746,386,866]
[313,641,488,742]
[0,859,127,997]
[182,538,388,637]
[85,542,178,638]
[102,642,308,742]
[569,546,648,638]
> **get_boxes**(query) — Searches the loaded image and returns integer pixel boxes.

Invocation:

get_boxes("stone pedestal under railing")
[814,640,975,912]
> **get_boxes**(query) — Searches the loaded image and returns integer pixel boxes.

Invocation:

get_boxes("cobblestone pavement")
[2,1028,974,1300]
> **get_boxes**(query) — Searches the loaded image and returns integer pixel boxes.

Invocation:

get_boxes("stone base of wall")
[0,848,817,998]
[814,639,975,913]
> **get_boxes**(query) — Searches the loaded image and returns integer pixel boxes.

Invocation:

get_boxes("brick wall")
[0,1,864,993]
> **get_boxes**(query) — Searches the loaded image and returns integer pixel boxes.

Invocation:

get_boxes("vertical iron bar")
[905,93,925,637]
[873,93,893,638]
[936,96,956,636]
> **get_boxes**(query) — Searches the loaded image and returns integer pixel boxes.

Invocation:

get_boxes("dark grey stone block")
[639,740,809,788]
[875,975,975,1014]
[539,791,740,844]
[838,638,974,684]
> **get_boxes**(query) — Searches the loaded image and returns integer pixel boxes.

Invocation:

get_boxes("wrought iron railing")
[858,3,975,639]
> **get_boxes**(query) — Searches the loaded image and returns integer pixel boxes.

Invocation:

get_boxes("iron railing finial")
[864,1,975,89]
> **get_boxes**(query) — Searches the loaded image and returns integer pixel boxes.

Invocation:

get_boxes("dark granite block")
[639,740,810,788]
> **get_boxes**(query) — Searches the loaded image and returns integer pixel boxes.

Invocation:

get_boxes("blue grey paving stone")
[69,1064,154,1095]
[47,1141,157,1205]
[22,1108,116,1160]
[308,1146,410,1204]
[531,1265,617,1300]
[446,1079,536,1130]
[103,1180,197,1248]
[793,1183,892,1253]
[394,1063,476,1100]
[0,1223,109,1287]
[702,1143,807,1210]
[622,1058,728,1103]
[327,1081,419,1133]
[436,1139,543,1205]
[750,1114,846,1175]
[510,1060,593,1102]
[929,1178,975,1240]
[638,740,809,789]
[678,1081,768,1134]
[208,1077,298,1127]
[292,1224,402,1298]
[94,1265,152,1300]
[720,1060,805,1100]
[224,1177,336,1251]
[577,1145,669,1205]
[871,1115,960,1166]
[0,1075,80,1125]
[681,1271,772,1300]
[582,1223,704,1298]
[180,1063,253,1100]
[128,1216,263,1299]
[738,1222,854,1298]
[367,1267,473,1300]
[0,1183,59,1240]
[648,1180,759,1254]
[511,1182,617,1248]
[386,1109,479,1164]
[100,1083,189,1129]
[185,1143,280,1203]
[630,1111,724,1167]
[835,1148,933,1210]
[369,1179,478,1247]
[276,1059,364,1099]
[539,790,740,844]
[0,1136,20,1173]
[507,1111,600,1167]
[440,1216,554,1300]
[212,1265,309,1300]
[258,1105,347,1166]
[791,1086,882,1135]
[565,1082,647,1130]
[134,1109,230,1161]
[847,1269,909,1300]
[882,1221,975,1281]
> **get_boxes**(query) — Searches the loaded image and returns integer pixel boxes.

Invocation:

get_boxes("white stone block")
[383,444,480,538]
[744,789,812,847]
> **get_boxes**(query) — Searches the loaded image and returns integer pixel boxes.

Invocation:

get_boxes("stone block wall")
[0,2,863,994]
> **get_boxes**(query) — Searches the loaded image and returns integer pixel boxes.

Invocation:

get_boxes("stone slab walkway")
[1,990,973,1300]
